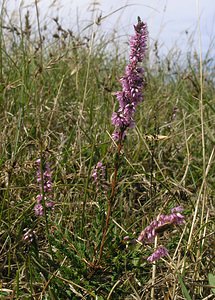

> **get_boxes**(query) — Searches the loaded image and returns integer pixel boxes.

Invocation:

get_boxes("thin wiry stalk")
[151,234,158,300]
[195,4,209,288]
[97,139,122,265]
[187,3,207,288]
[187,147,214,248]
[37,142,54,260]
[180,110,191,185]
[34,0,43,69]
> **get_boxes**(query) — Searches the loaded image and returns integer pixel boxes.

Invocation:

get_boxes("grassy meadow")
[0,2,215,299]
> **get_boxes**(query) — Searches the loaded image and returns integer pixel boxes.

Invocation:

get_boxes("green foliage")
[208,273,215,295]
[177,274,192,300]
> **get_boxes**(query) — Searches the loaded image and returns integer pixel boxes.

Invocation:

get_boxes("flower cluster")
[147,246,168,262]
[112,18,148,141]
[34,158,54,216]
[92,161,106,190]
[137,206,185,262]
[137,206,185,243]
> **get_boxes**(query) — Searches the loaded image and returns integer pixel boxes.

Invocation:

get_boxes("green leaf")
[177,274,192,300]
[208,273,215,294]
[0,292,9,296]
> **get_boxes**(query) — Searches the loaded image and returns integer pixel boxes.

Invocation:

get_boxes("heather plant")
[96,17,185,270]
[96,17,148,265]
[0,1,215,299]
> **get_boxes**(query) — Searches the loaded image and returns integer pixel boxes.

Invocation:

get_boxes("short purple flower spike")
[136,207,185,262]
[138,207,185,243]
[92,161,105,182]
[147,246,168,262]
[112,17,148,141]
[92,161,107,191]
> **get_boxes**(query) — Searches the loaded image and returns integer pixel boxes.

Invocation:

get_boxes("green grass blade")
[208,273,215,294]
[177,274,192,300]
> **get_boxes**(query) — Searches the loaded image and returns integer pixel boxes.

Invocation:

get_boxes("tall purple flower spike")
[112,17,148,141]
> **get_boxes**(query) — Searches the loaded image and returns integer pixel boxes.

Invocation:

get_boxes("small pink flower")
[34,203,44,216]
[171,206,184,213]
[46,201,54,208]
[147,246,168,262]
[36,194,43,203]
[92,162,105,183]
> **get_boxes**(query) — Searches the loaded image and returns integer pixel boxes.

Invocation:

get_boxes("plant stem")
[97,135,123,265]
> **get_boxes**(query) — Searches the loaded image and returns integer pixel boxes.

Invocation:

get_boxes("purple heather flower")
[112,130,126,141]
[112,18,148,141]
[92,161,105,181]
[137,207,185,243]
[92,161,107,191]
[147,246,168,262]
[34,203,44,216]
[137,207,185,263]
[171,206,184,213]
[46,201,54,208]
[36,194,43,203]
[111,112,129,128]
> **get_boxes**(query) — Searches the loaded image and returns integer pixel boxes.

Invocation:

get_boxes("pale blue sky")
[4,0,215,56]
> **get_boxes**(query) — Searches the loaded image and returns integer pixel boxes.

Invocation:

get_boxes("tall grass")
[0,2,215,299]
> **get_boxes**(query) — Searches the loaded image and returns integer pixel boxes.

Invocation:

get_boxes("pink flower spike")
[111,17,148,140]
[147,246,168,262]
[92,161,107,191]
